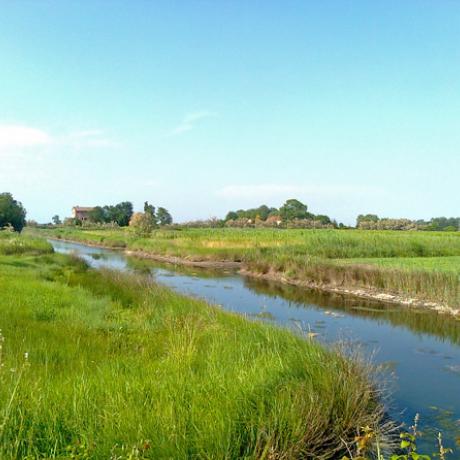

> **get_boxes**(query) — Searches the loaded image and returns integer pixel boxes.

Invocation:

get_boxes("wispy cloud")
[0,124,52,149]
[168,111,217,136]
[0,123,117,155]
[66,129,118,148]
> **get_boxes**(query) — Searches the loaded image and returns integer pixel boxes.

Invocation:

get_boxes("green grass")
[0,231,53,255]
[338,256,460,274]
[0,247,382,459]
[31,227,460,260]
[28,227,460,309]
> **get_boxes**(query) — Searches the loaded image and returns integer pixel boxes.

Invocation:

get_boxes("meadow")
[0,233,382,459]
[32,227,460,310]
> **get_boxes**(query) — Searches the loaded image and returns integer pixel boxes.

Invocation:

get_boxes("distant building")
[71,206,95,221]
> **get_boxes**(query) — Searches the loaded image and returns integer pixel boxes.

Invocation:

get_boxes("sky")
[1,1,459,224]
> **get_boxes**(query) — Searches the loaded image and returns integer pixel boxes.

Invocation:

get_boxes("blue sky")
[1,1,459,224]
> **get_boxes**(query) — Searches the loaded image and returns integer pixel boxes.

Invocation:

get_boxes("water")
[51,239,460,451]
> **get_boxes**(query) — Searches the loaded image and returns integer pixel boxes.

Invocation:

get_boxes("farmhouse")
[71,206,95,221]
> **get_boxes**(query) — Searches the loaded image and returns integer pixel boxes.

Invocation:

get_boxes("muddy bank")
[125,250,242,269]
[239,268,460,317]
[49,237,126,250]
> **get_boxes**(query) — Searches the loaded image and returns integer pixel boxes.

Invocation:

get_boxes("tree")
[279,199,310,221]
[144,201,156,219]
[156,207,172,225]
[129,212,155,235]
[85,203,133,226]
[225,211,238,221]
[0,193,27,232]
[314,214,332,225]
[356,214,380,228]
[88,206,106,223]
[52,215,61,225]
[113,202,133,227]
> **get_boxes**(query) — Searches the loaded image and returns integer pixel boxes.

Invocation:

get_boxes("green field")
[339,256,460,274]
[0,233,381,459]
[31,227,460,309]
[31,227,460,260]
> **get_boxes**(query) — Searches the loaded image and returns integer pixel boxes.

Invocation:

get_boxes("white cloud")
[0,123,117,155]
[65,129,118,149]
[168,111,217,136]
[0,124,52,149]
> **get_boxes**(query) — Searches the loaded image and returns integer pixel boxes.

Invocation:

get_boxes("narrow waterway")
[52,239,460,452]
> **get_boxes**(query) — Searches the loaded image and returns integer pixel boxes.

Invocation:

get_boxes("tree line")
[0,192,458,233]
[356,214,459,231]
[224,199,337,228]
[65,201,173,228]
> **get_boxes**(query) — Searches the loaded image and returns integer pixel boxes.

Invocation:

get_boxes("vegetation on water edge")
[342,414,453,460]
[29,227,460,309]
[0,231,53,255]
[0,234,383,459]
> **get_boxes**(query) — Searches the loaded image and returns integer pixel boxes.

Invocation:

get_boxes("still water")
[51,239,460,452]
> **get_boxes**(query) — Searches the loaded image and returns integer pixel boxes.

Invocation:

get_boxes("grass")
[0,231,53,255]
[0,235,382,459]
[30,227,460,309]
[338,256,460,274]
[30,227,460,260]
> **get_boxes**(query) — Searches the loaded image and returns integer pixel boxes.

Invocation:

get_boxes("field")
[31,227,460,310]
[0,233,381,459]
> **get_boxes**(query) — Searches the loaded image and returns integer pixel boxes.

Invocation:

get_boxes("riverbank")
[0,233,383,459]
[29,227,460,316]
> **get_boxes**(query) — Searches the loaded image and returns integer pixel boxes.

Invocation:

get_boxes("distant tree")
[279,199,310,221]
[0,193,27,232]
[129,212,155,236]
[64,217,80,227]
[113,202,133,226]
[102,202,133,226]
[356,214,380,228]
[314,214,332,225]
[225,211,238,221]
[144,201,156,219]
[156,207,173,225]
[428,217,459,231]
[52,215,61,225]
[88,206,106,223]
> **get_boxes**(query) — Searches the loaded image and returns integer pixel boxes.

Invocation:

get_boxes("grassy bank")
[0,231,53,255]
[0,233,382,459]
[30,227,460,310]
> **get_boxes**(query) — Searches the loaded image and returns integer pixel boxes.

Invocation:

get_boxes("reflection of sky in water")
[51,239,460,451]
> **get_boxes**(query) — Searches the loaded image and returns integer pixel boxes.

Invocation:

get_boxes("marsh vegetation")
[32,227,460,311]
[0,233,385,459]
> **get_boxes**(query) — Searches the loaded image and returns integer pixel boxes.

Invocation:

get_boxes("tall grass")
[245,253,460,308]
[0,231,53,255]
[0,251,383,459]
[28,227,460,260]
